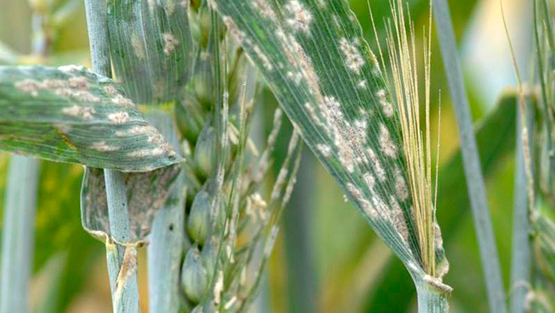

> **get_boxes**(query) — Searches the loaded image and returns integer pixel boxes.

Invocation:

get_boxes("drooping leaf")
[212,0,429,279]
[107,0,194,105]
[0,65,181,172]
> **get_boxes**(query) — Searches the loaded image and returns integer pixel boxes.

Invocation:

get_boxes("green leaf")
[0,65,181,172]
[212,0,431,279]
[107,0,194,105]
[433,0,507,311]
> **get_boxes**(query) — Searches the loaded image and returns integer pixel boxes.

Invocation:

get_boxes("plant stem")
[0,155,39,313]
[146,112,184,313]
[510,102,534,313]
[0,7,47,313]
[84,0,141,312]
[415,280,450,313]
[433,1,508,312]
[104,171,141,313]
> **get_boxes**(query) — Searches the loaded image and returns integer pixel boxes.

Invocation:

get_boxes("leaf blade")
[0,65,181,172]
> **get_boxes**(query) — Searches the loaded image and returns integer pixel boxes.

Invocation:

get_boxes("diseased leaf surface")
[0,65,181,172]
[80,165,181,244]
[213,0,426,273]
[107,0,194,105]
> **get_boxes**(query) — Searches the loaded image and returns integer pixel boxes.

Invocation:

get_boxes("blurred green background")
[0,0,532,312]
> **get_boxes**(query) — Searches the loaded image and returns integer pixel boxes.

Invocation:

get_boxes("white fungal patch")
[68,76,89,89]
[354,119,368,138]
[376,89,394,117]
[346,183,363,200]
[285,0,312,33]
[287,71,303,85]
[41,79,67,89]
[379,123,398,158]
[127,147,164,157]
[339,38,365,73]
[317,144,332,157]
[347,183,377,218]
[91,141,119,152]
[357,80,367,89]
[73,90,100,103]
[126,125,159,136]
[15,79,41,96]
[389,195,408,242]
[252,0,277,20]
[111,94,134,106]
[108,112,130,124]
[394,168,409,201]
[223,17,244,44]
[162,33,179,55]
[146,133,164,144]
[370,193,389,217]
[305,103,322,126]
[363,172,376,190]
[253,45,273,70]
[367,148,386,181]
[62,105,95,120]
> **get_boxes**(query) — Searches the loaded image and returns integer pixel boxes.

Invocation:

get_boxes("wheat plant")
[2,0,554,312]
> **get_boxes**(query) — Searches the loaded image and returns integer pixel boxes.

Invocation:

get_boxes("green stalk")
[0,155,40,313]
[415,280,450,313]
[84,0,141,312]
[104,171,141,313]
[433,0,508,312]
[146,112,184,313]
[510,102,534,313]
[1,8,45,313]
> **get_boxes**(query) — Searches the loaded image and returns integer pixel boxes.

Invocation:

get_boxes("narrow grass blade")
[510,100,535,313]
[0,65,181,172]
[433,0,507,312]
[0,155,40,313]
[146,111,185,313]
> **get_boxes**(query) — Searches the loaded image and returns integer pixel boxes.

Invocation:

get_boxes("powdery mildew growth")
[213,0,449,288]
[107,0,193,104]
[0,66,181,172]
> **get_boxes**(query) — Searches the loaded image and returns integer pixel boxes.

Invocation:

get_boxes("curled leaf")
[80,164,181,244]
